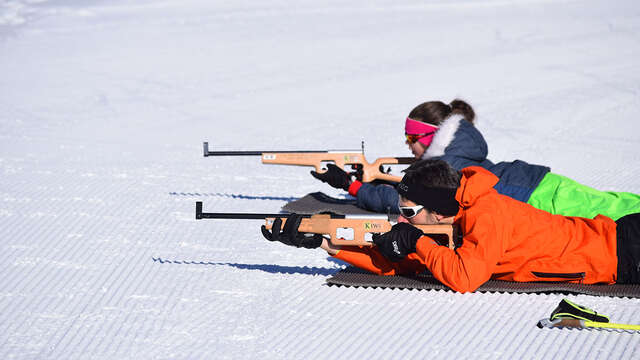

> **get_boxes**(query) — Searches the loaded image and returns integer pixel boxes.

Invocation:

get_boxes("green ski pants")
[527,172,640,220]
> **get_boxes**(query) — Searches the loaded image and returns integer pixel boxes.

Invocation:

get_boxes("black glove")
[372,223,424,261]
[310,164,352,191]
[261,214,323,249]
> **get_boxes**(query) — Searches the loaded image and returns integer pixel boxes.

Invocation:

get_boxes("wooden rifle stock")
[196,202,456,248]
[203,141,413,183]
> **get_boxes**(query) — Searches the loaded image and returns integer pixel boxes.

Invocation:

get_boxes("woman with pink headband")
[312,99,640,220]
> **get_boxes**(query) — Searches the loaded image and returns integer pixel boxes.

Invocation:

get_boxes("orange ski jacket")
[333,166,619,293]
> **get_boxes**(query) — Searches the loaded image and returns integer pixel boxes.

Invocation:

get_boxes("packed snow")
[1,0,640,358]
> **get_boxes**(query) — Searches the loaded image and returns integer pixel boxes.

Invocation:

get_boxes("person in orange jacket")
[262,159,640,293]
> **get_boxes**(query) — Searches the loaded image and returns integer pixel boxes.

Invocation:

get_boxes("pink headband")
[405,117,439,147]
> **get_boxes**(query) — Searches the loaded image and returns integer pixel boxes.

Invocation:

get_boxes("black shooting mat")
[283,192,397,218]
[327,266,640,298]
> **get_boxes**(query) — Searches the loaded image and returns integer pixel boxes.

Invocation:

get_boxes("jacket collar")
[421,114,465,159]
[454,166,499,221]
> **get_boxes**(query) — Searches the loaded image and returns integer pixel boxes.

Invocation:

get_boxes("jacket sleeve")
[354,183,400,214]
[414,213,504,293]
[333,246,426,275]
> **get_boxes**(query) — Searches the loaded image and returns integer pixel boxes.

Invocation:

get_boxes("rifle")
[202,141,413,183]
[196,201,457,249]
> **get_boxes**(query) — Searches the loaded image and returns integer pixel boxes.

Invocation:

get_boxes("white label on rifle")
[364,233,374,243]
[336,227,354,241]
[263,154,276,160]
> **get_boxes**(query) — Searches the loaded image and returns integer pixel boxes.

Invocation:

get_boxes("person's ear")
[434,213,455,224]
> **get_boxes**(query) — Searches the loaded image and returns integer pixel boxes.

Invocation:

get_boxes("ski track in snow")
[1,0,640,359]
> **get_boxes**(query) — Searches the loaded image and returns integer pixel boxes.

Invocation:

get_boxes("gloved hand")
[261,214,323,249]
[310,164,352,191]
[372,223,424,261]
[348,164,390,182]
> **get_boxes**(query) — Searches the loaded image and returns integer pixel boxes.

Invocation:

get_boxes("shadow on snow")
[169,192,300,202]
[152,257,340,276]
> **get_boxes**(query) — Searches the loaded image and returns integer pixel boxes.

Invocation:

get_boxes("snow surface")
[1,0,640,358]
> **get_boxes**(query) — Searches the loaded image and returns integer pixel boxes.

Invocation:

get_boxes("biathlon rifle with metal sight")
[202,141,413,183]
[195,201,457,249]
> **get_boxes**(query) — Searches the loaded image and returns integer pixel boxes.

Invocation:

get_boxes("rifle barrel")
[203,142,331,157]
[199,212,307,219]
[205,151,265,156]
[195,202,347,220]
